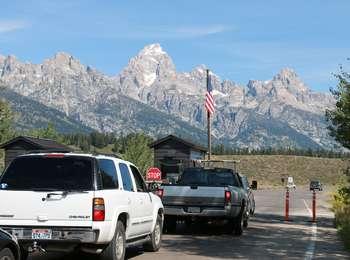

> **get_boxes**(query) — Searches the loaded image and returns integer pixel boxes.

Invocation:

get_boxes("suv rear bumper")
[1,226,97,243]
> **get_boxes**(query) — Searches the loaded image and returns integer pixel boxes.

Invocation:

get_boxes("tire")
[0,248,15,260]
[163,216,176,234]
[20,248,28,260]
[144,215,162,252]
[234,205,245,236]
[243,218,248,228]
[250,199,255,215]
[99,220,126,260]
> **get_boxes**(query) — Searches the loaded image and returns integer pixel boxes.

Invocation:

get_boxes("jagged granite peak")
[42,52,85,73]
[118,43,177,99]
[139,43,167,56]
[273,68,309,93]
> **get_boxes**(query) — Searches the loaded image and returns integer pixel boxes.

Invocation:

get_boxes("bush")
[333,181,350,250]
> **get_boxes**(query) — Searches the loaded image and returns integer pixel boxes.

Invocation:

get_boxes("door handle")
[128,198,131,205]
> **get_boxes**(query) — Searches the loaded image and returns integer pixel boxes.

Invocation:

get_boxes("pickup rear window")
[178,168,239,187]
[0,156,94,191]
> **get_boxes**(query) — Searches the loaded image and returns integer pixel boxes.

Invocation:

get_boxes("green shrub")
[333,184,350,250]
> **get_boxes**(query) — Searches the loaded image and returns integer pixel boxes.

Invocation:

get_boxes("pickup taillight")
[225,190,232,204]
[156,188,164,198]
[93,198,105,221]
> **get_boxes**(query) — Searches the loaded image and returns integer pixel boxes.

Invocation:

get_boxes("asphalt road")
[29,188,349,259]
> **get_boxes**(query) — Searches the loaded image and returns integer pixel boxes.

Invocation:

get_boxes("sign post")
[285,189,290,221]
[312,190,316,222]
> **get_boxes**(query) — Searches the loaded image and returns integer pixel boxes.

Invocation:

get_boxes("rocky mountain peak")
[139,43,166,56]
[118,43,177,97]
[44,52,85,72]
[273,68,309,93]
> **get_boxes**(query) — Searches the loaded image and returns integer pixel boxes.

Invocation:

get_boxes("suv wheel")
[99,220,126,260]
[20,248,28,260]
[0,248,15,260]
[144,215,162,252]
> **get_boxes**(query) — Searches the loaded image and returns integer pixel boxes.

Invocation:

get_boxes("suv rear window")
[0,156,94,191]
[178,168,239,187]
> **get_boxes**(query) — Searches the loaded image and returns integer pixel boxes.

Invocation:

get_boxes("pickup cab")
[0,153,164,260]
[158,167,249,235]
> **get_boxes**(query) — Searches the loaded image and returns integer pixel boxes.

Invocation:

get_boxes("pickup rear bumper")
[164,205,241,218]
[1,226,97,243]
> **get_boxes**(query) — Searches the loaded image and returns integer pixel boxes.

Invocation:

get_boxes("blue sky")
[0,0,349,92]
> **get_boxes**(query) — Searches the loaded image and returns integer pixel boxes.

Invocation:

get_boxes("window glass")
[179,168,239,187]
[98,159,118,189]
[0,156,93,191]
[130,165,146,192]
[119,163,134,191]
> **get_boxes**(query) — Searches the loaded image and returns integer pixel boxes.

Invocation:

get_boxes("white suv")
[0,153,164,260]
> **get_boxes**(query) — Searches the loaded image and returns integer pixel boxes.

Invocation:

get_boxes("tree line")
[212,144,350,158]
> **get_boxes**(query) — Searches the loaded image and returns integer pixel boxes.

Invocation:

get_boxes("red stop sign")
[146,167,162,181]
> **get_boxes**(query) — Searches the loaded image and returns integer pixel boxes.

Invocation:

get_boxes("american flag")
[205,72,215,115]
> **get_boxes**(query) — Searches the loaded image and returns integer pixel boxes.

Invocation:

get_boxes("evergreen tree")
[0,99,14,144]
[326,65,350,149]
[123,133,153,176]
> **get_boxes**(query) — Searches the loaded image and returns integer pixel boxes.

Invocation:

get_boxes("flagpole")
[206,69,211,160]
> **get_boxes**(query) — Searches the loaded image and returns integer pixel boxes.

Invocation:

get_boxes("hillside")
[213,155,348,187]
[0,87,94,133]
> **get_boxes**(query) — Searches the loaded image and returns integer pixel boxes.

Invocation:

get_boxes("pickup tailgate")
[0,190,94,227]
[162,186,227,207]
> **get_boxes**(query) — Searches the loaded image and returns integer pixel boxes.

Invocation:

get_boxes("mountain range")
[0,43,338,149]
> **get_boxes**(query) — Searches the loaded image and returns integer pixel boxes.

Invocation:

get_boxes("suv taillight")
[93,198,105,221]
[225,191,231,204]
[156,188,164,198]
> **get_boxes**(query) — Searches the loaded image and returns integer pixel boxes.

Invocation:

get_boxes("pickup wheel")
[99,220,126,260]
[163,216,176,233]
[144,215,162,252]
[234,205,245,236]
[0,248,15,260]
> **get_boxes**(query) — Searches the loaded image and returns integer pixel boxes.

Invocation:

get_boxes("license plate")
[32,229,52,240]
[188,207,201,213]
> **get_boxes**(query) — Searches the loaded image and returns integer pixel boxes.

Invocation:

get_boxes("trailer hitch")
[28,241,46,253]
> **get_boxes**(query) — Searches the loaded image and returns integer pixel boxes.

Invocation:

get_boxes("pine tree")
[0,99,14,144]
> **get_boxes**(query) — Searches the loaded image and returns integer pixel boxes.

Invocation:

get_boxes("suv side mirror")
[148,182,160,192]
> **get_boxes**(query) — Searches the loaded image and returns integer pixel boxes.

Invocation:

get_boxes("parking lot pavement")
[29,188,349,260]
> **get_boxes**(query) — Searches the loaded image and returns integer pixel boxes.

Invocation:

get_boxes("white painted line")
[303,199,312,216]
[304,223,317,260]
[303,199,317,260]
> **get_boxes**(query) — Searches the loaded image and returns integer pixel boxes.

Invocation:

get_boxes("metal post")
[312,190,316,222]
[206,69,211,160]
[285,189,289,221]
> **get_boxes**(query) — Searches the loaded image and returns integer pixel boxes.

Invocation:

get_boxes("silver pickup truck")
[158,167,249,235]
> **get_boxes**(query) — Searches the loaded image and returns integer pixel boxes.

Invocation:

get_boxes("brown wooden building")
[0,136,71,168]
[149,135,207,181]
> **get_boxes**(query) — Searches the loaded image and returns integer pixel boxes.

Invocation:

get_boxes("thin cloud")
[106,24,234,39]
[0,20,29,33]
[172,25,233,37]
